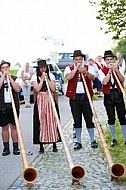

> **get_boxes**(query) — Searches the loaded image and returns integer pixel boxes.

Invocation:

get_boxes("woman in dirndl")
[32,59,60,153]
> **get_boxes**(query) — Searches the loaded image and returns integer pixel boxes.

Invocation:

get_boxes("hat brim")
[71,54,85,57]
[33,65,47,68]
[71,54,86,61]
[102,55,117,59]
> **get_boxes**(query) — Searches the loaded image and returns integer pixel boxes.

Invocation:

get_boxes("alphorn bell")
[7,75,38,187]
[81,73,125,180]
[45,77,85,184]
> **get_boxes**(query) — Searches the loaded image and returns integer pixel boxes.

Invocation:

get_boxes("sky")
[0,0,113,65]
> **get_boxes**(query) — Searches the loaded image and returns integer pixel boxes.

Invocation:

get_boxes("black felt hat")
[102,50,117,59]
[0,60,11,68]
[71,50,86,60]
[33,59,47,68]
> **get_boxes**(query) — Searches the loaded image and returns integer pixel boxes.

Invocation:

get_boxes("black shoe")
[95,92,100,95]
[53,143,58,152]
[91,141,98,148]
[39,143,44,153]
[53,148,58,152]
[13,147,20,155]
[111,139,117,147]
[74,143,82,150]
[2,148,10,156]
[73,141,78,146]
[39,149,44,154]
[13,142,20,155]
[98,95,103,98]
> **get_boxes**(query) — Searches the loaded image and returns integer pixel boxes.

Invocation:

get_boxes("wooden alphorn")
[7,75,38,186]
[45,76,85,184]
[81,73,125,180]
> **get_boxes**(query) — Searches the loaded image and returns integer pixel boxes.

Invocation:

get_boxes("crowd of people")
[0,49,126,156]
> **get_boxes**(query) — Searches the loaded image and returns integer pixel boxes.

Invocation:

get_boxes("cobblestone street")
[9,100,126,190]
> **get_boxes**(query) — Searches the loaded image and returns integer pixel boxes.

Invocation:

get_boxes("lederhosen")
[0,75,20,127]
[66,65,95,129]
[102,67,126,125]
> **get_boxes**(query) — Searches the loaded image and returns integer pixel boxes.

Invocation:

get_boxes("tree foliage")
[112,38,126,60]
[89,0,126,39]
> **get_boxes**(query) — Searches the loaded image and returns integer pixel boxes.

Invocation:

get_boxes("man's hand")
[78,66,87,74]
[112,65,119,73]
[3,70,9,78]
[107,63,116,73]
[76,62,82,69]
[41,72,48,81]
[5,72,11,80]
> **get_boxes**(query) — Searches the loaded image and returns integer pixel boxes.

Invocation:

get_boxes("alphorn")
[45,77,85,184]
[81,73,125,180]
[7,75,38,187]
[112,70,126,99]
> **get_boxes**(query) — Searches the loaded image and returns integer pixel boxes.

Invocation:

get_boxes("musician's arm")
[32,80,43,93]
[102,72,111,85]
[47,79,56,92]
[84,70,95,80]
[10,77,21,92]
[79,67,95,80]
[65,67,77,80]
[114,67,125,83]
[0,75,5,89]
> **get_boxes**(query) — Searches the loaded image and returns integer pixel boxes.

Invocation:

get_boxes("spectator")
[21,62,32,108]
[116,52,126,73]
[88,58,102,97]
[95,55,104,68]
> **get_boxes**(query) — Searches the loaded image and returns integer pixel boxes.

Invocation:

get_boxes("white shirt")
[64,64,94,94]
[4,77,21,103]
[22,71,31,85]
[31,72,55,82]
[99,63,125,88]
[64,63,95,77]
[88,64,98,75]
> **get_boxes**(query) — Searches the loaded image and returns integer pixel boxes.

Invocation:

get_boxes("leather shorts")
[0,103,13,113]
[75,93,86,102]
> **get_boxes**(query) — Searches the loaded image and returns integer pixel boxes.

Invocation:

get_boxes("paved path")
[8,100,126,190]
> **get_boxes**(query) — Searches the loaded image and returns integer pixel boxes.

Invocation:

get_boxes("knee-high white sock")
[75,128,82,144]
[109,124,117,140]
[87,128,94,143]
[121,125,126,142]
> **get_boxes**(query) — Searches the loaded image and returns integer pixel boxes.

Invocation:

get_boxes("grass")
[61,70,67,83]
[103,118,126,182]
[10,69,18,75]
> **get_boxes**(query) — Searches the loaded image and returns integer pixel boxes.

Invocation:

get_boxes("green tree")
[89,0,126,39]
[112,38,126,60]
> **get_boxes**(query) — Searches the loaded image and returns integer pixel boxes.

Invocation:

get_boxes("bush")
[10,70,18,76]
